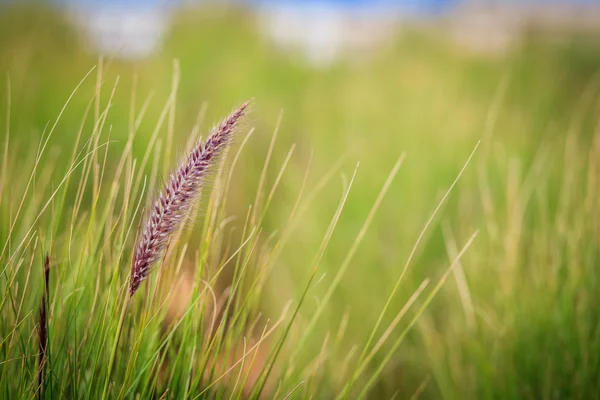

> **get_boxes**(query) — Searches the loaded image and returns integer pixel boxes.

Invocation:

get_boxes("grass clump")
[0,62,477,398]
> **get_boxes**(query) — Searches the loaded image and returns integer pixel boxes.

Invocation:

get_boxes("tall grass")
[0,61,479,398]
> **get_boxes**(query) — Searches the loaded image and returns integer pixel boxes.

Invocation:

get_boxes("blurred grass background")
[2,2,600,398]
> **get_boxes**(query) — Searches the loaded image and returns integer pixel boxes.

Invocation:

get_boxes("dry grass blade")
[283,381,305,399]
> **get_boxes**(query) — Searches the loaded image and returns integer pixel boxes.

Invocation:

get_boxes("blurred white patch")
[72,6,170,59]
[446,2,600,56]
[258,4,400,67]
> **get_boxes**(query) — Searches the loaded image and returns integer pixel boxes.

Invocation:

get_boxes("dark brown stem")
[37,253,50,399]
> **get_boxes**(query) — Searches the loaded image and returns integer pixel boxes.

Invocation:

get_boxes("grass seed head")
[130,99,252,296]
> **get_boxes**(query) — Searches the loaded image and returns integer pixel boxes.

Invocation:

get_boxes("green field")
[2,4,600,399]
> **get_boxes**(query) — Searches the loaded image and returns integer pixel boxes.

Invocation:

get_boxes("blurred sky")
[53,0,600,63]
[62,0,600,8]
[62,0,457,61]
[62,0,456,13]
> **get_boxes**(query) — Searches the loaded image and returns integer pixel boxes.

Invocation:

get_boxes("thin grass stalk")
[356,231,479,399]
[252,164,359,398]
[341,141,480,398]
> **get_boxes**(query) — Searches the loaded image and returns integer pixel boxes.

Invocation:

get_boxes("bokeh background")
[2,0,600,398]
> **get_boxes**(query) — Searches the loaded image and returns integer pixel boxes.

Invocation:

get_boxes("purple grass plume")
[38,253,50,398]
[129,99,252,296]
